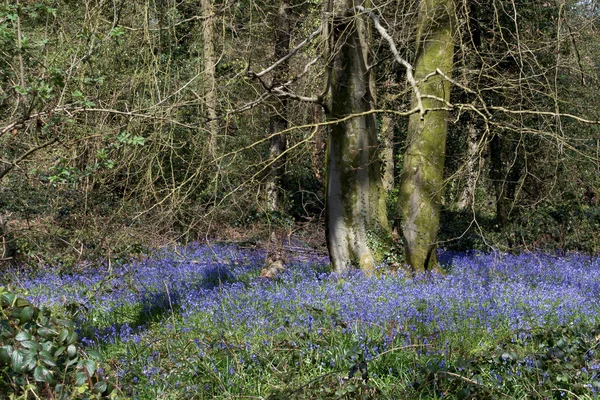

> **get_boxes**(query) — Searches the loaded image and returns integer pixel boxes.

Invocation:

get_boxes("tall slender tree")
[397,0,455,272]
[265,0,291,212]
[201,0,218,158]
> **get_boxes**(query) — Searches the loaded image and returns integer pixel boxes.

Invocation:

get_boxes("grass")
[3,244,600,399]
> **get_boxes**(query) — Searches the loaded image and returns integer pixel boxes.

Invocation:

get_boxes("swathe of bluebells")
[4,246,600,348]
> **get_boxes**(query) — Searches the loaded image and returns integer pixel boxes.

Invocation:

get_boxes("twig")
[249,25,323,79]
[0,138,58,182]
[352,6,424,118]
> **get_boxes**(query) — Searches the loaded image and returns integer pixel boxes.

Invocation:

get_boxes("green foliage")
[234,210,294,228]
[366,229,404,268]
[439,202,600,254]
[411,323,600,399]
[0,287,123,399]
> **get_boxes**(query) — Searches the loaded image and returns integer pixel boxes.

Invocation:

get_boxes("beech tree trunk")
[397,0,455,272]
[326,1,388,275]
[266,0,291,212]
[201,0,218,158]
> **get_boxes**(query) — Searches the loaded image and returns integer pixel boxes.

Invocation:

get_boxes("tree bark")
[397,0,455,272]
[201,0,218,159]
[457,121,479,210]
[380,94,395,196]
[326,1,388,275]
[489,133,523,228]
[265,0,291,212]
[311,104,325,182]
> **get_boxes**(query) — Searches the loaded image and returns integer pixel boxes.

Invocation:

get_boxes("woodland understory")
[0,0,599,272]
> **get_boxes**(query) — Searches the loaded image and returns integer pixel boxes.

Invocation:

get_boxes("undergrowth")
[2,244,600,399]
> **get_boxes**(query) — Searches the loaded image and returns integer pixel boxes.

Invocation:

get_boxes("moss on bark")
[325,2,389,275]
[397,0,455,272]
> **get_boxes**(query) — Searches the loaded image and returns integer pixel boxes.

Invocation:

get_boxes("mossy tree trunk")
[201,0,218,158]
[266,0,291,212]
[397,0,455,272]
[326,0,388,275]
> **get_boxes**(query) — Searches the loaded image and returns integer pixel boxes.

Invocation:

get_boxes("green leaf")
[15,331,32,341]
[33,365,52,383]
[40,341,53,353]
[86,349,103,361]
[93,381,108,394]
[74,371,88,386]
[66,331,78,345]
[11,349,24,372]
[83,359,96,376]
[19,306,35,323]
[1,292,15,306]
[109,26,125,37]
[20,340,39,351]
[0,346,11,364]
[66,356,79,367]
[15,298,30,308]
[14,85,28,95]
[37,327,57,338]
[39,350,57,367]
[23,350,36,371]
[54,345,66,357]
[67,344,77,359]
[131,135,145,146]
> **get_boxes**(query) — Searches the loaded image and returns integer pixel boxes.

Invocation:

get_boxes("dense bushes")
[439,202,600,254]
[0,287,122,399]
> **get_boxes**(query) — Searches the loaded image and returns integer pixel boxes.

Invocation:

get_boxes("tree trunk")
[326,1,388,275]
[457,121,479,210]
[310,104,325,182]
[201,0,218,158]
[397,0,455,272]
[489,133,523,229]
[265,0,291,212]
[380,96,395,196]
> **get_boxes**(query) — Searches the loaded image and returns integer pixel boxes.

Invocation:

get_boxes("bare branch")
[248,25,323,79]
[352,6,424,118]
[0,139,58,182]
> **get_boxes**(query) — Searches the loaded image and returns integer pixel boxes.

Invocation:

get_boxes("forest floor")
[4,243,600,399]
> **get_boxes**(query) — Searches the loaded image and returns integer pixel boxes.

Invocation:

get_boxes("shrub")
[0,287,122,399]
